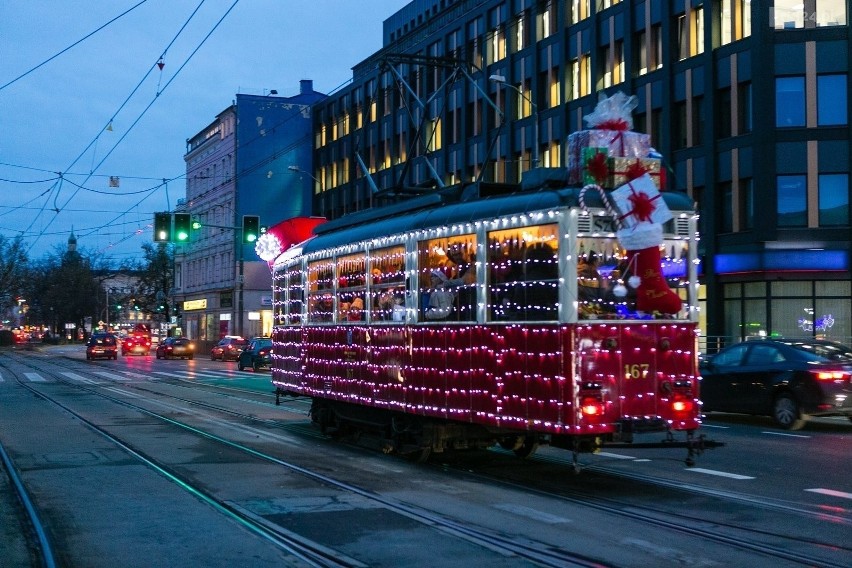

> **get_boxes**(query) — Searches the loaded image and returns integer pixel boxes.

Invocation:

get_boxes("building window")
[720,181,734,232]
[717,87,732,138]
[772,0,847,29]
[673,100,687,149]
[740,177,754,230]
[676,6,704,61]
[513,13,527,52]
[817,74,848,126]
[776,175,808,227]
[737,82,752,134]
[775,76,806,127]
[537,0,557,40]
[600,40,624,88]
[716,0,752,45]
[818,173,850,226]
[570,54,592,99]
[690,96,705,146]
[568,0,591,24]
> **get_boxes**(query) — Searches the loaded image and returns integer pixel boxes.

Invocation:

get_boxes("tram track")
[0,352,615,567]
[4,351,849,567]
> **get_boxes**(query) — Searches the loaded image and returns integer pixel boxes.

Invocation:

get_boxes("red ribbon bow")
[595,118,630,131]
[619,182,660,224]
[625,160,648,181]
[585,152,610,185]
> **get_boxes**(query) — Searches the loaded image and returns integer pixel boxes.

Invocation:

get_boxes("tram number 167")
[624,364,650,379]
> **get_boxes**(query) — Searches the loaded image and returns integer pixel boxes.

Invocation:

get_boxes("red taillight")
[671,394,695,415]
[811,370,851,381]
[580,397,604,417]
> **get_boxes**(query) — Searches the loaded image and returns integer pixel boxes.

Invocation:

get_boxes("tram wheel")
[513,436,539,459]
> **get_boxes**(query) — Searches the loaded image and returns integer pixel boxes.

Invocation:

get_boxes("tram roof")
[303,179,694,254]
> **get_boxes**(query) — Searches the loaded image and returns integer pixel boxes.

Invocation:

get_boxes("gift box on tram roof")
[567,129,651,184]
[609,156,663,189]
[610,173,673,229]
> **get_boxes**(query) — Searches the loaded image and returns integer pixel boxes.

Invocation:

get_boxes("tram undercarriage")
[304,398,721,468]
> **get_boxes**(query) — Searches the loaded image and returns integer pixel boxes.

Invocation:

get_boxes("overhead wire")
[20,0,242,258]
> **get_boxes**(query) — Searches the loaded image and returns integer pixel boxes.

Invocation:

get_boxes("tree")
[30,244,102,337]
[130,243,174,324]
[0,236,29,322]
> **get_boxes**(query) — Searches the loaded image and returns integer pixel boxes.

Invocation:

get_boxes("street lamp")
[489,74,540,168]
[288,165,322,187]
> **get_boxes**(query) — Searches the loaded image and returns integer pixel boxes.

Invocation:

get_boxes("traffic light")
[153,212,171,242]
[242,215,260,244]
[191,217,202,230]
[174,213,191,242]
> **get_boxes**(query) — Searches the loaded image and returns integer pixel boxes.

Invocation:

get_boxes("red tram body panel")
[268,181,714,463]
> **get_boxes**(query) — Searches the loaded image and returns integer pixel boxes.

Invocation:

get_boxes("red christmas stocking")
[628,245,682,314]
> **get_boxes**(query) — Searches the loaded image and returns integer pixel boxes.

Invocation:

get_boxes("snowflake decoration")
[255,232,282,261]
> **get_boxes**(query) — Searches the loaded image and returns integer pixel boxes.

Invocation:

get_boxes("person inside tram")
[578,250,606,318]
[425,270,455,320]
[444,244,476,320]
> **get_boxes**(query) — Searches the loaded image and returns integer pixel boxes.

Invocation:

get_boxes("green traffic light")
[174,213,191,242]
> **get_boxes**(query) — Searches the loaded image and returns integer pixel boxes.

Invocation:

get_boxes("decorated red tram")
[267,174,719,466]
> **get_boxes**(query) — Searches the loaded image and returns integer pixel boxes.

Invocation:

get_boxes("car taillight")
[259,349,269,356]
[811,370,851,381]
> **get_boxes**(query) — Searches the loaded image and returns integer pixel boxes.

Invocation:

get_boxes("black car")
[155,337,195,360]
[700,339,852,429]
[86,333,118,360]
[237,337,273,371]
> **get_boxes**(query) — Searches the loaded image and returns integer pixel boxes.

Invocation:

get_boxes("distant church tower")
[67,228,77,253]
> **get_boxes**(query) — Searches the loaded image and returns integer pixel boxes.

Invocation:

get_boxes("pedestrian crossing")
[8,368,266,384]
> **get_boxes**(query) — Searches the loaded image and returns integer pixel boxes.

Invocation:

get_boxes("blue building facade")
[307,0,851,348]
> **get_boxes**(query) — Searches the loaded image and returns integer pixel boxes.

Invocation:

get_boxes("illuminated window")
[716,0,752,45]
[307,259,334,323]
[570,54,591,99]
[514,13,526,52]
[538,0,557,40]
[772,0,847,29]
[676,7,705,61]
[369,246,406,322]
[569,0,591,24]
[600,40,624,88]
[487,225,559,322]
[418,236,477,322]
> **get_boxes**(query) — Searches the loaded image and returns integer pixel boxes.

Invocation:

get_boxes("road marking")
[61,372,97,384]
[686,468,754,480]
[762,431,810,438]
[102,386,143,398]
[806,488,852,500]
[596,452,638,460]
[698,423,729,429]
[0,372,4,382]
[24,372,46,382]
[493,503,571,524]
[92,371,130,381]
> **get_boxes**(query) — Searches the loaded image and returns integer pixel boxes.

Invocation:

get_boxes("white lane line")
[686,468,754,480]
[102,387,143,398]
[24,372,46,382]
[0,372,4,382]
[92,371,131,381]
[806,488,852,500]
[596,452,638,460]
[698,423,729,429]
[61,372,97,384]
[762,431,810,438]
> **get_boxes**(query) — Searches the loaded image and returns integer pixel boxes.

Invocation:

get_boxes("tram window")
[337,253,367,323]
[307,259,334,323]
[487,225,559,321]
[578,237,625,319]
[418,236,477,321]
[369,245,406,322]
[284,265,304,325]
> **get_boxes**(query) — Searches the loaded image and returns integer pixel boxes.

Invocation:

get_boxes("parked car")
[86,333,118,361]
[121,333,151,356]
[237,337,273,371]
[155,337,195,360]
[700,338,852,430]
[210,336,248,361]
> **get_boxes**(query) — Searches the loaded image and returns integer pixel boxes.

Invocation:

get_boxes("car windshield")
[784,341,852,362]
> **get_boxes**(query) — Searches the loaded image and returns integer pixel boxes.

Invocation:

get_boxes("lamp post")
[489,74,540,168]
